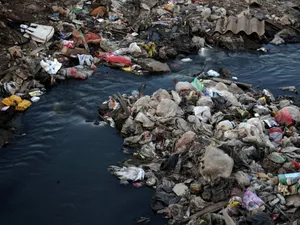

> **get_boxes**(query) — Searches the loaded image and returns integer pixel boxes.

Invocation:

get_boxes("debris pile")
[0,0,300,146]
[102,75,300,224]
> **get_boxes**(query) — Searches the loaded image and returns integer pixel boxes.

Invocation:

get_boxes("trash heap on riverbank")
[102,74,300,224]
[0,0,300,146]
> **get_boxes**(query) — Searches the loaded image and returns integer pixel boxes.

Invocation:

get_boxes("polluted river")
[0,44,300,225]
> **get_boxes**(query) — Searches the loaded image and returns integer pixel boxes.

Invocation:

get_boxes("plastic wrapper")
[242,190,264,211]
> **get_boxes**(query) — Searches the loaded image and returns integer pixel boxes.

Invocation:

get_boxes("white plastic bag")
[108,166,145,181]
[200,146,234,182]
[194,106,211,123]
[40,58,62,75]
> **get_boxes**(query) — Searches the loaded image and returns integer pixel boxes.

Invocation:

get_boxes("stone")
[172,183,189,196]
[280,15,291,26]
[269,198,280,206]
[159,47,167,59]
[166,48,178,58]
[146,177,156,186]
[254,12,265,21]
[140,0,158,9]
[277,194,286,205]
[27,4,40,13]
[138,58,170,73]
[192,36,205,48]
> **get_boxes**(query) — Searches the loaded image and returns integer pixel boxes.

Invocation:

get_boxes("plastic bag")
[40,58,62,75]
[194,106,211,123]
[152,89,171,101]
[197,96,214,108]
[200,146,234,181]
[101,52,132,67]
[207,69,220,77]
[63,67,93,80]
[216,120,233,131]
[132,96,151,112]
[15,100,32,111]
[2,95,22,106]
[234,171,250,188]
[128,42,142,54]
[85,32,102,44]
[242,190,264,212]
[135,112,155,128]
[191,78,204,92]
[108,166,145,181]
[269,127,283,146]
[78,54,94,67]
[275,106,300,126]
[175,81,195,93]
[175,131,196,153]
[23,23,54,43]
[156,99,183,118]
[138,142,156,159]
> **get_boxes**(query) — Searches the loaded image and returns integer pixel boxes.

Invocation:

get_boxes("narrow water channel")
[0,44,299,225]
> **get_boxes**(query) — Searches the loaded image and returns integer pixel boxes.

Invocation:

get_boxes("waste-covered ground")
[0,0,299,223]
[102,73,300,224]
[0,0,300,146]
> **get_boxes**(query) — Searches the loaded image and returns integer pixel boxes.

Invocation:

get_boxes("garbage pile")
[102,75,300,224]
[0,0,300,146]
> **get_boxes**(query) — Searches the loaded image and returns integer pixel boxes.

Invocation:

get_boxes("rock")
[146,177,156,186]
[276,29,296,39]
[254,12,265,21]
[172,183,189,196]
[192,36,205,49]
[159,47,167,59]
[276,194,286,205]
[280,15,291,26]
[138,58,170,73]
[140,0,158,9]
[27,4,40,13]
[270,36,284,45]
[269,198,280,206]
[286,195,300,207]
[166,48,178,58]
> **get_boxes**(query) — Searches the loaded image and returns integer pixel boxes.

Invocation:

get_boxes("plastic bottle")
[278,172,300,185]
[235,108,250,119]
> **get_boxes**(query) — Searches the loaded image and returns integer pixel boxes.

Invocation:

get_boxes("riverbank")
[0,0,300,147]
[0,45,300,225]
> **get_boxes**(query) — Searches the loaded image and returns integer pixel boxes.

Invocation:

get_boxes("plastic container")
[278,172,300,185]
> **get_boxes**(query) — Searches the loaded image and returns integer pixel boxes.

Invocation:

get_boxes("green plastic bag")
[191,78,204,92]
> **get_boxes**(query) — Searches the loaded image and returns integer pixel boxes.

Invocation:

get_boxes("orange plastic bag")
[91,6,106,17]
[15,100,32,111]
[2,95,22,106]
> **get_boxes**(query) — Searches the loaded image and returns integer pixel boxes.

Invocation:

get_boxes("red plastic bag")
[275,108,294,126]
[269,127,283,145]
[101,52,132,67]
[85,32,102,44]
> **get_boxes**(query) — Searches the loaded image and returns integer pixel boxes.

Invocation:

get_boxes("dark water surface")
[0,44,299,225]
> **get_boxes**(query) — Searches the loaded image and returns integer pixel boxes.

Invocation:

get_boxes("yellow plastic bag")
[122,67,132,72]
[16,100,32,111]
[2,95,22,106]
